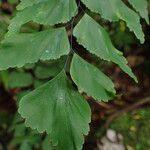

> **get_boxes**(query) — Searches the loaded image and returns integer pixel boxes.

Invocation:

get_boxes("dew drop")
[60,97,63,100]
[45,50,49,53]
[59,93,64,101]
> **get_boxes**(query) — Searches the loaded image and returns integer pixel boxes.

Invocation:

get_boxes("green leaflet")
[0,28,69,70]
[81,0,144,43]
[19,71,91,150]
[7,0,77,35]
[81,0,118,21]
[128,0,149,24]
[70,54,116,101]
[8,71,33,88]
[74,14,137,82]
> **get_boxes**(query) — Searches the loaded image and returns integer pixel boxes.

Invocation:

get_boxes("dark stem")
[64,0,85,71]
[105,96,150,128]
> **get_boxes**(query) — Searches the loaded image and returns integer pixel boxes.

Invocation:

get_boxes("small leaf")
[128,0,149,24]
[19,71,91,150]
[70,54,116,101]
[8,0,77,35]
[34,57,66,79]
[8,71,33,88]
[0,28,69,70]
[81,0,144,43]
[74,14,137,82]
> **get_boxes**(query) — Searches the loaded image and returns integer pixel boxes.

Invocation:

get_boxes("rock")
[97,129,125,150]
[106,129,118,143]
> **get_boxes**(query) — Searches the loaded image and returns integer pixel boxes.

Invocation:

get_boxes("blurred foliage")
[110,109,150,150]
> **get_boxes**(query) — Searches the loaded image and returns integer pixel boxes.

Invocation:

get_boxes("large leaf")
[8,0,77,35]
[18,71,91,150]
[81,0,144,43]
[74,14,137,82]
[0,28,69,70]
[70,54,116,101]
[128,0,149,24]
